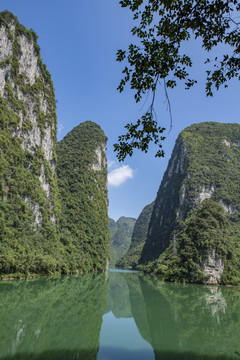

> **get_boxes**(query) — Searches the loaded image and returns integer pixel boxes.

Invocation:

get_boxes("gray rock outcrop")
[0,11,58,227]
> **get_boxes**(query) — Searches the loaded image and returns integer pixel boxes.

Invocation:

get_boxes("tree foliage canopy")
[115,0,240,160]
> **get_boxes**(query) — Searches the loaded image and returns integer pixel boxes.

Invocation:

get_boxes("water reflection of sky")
[98,311,154,360]
[109,268,139,274]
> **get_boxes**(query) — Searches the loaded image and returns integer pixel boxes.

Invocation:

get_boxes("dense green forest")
[56,121,110,273]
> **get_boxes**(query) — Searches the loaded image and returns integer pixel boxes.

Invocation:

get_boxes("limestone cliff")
[140,136,187,262]
[140,122,240,284]
[0,12,110,277]
[0,11,60,276]
[56,121,110,273]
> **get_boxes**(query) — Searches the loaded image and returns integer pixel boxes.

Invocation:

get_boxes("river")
[0,269,239,359]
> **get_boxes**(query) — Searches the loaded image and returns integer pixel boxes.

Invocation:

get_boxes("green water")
[0,270,239,360]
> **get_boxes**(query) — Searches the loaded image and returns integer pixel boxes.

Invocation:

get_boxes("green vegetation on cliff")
[139,122,240,284]
[56,121,110,273]
[164,199,240,284]
[0,12,110,277]
[116,202,154,269]
[0,11,62,277]
[109,216,136,267]
[109,218,118,239]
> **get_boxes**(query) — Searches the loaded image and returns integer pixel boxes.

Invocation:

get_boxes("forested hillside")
[57,121,110,273]
[109,217,136,267]
[116,202,154,269]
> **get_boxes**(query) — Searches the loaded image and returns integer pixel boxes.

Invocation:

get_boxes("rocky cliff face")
[140,122,240,284]
[0,11,60,276]
[140,137,187,262]
[0,12,57,201]
[56,121,110,273]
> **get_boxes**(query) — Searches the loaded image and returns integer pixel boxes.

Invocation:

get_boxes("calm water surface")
[0,269,239,360]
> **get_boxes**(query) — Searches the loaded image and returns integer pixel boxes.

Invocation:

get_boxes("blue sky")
[1,1,240,221]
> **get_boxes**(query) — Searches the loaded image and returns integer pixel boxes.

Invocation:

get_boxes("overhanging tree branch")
[114,0,240,161]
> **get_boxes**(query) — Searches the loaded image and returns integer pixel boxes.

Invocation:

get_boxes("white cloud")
[108,165,134,187]
[107,160,115,169]
[57,123,64,133]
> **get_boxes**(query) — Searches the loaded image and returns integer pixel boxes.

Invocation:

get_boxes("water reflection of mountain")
[105,272,132,318]
[0,274,108,360]
[103,271,240,359]
[127,274,240,360]
[0,272,240,360]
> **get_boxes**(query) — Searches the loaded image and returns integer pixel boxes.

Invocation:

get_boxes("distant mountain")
[116,202,154,269]
[109,217,136,267]
[109,218,118,239]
